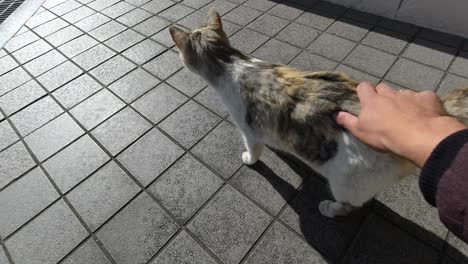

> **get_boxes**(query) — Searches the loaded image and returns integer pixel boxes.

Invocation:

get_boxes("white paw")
[242,151,258,165]
[318,200,335,218]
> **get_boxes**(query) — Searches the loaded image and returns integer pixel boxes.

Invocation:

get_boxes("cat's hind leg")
[241,133,264,165]
[318,200,354,218]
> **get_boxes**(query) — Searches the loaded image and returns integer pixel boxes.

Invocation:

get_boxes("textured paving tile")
[4,30,40,53]
[344,45,397,77]
[33,18,69,37]
[151,230,217,264]
[183,0,212,9]
[116,8,152,27]
[0,55,18,76]
[341,214,440,264]
[92,107,152,155]
[44,135,109,192]
[5,200,88,264]
[253,38,301,64]
[141,0,175,14]
[0,80,45,115]
[87,0,119,11]
[194,87,229,117]
[37,61,83,91]
[160,101,220,148]
[133,16,171,37]
[244,0,276,11]
[166,68,206,96]
[446,233,468,263]
[53,74,102,109]
[276,22,320,48]
[102,1,135,18]
[104,29,146,52]
[0,68,31,96]
[72,44,116,70]
[10,96,63,136]
[50,0,81,15]
[70,89,125,129]
[362,28,409,55]
[25,113,84,161]
[188,185,271,264]
[326,18,371,42]
[0,142,35,189]
[159,3,194,21]
[67,161,140,230]
[45,26,83,47]
[58,35,99,58]
[62,239,111,264]
[23,50,68,77]
[132,83,188,123]
[229,28,269,54]
[223,5,262,26]
[178,10,206,29]
[143,50,182,79]
[89,55,136,85]
[74,13,110,32]
[122,39,165,65]
[438,74,468,97]
[97,192,179,264]
[151,27,176,47]
[12,39,52,64]
[294,10,337,31]
[0,247,7,264]
[245,221,326,264]
[402,39,456,70]
[268,2,304,20]
[0,167,58,238]
[289,51,338,72]
[308,33,356,61]
[62,5,95,23]
[109,68,160,103]
[89,21,128,42]
[149,154,222,222]
[449,52,468,78]
[247,14,289,37]
[386,58,444,91]
[200,0,237,16]
[336,64,380,85]
[118,128,184,186]
[25,10,57,29]
[125,0,151,6]
[0,120,18,151]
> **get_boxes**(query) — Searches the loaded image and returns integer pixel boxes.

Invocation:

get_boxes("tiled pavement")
[1,0,468,263]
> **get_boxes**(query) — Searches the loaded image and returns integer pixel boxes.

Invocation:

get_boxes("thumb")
[336,111,359,132]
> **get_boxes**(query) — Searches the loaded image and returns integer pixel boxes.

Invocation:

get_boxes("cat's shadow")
[249,150,468,264]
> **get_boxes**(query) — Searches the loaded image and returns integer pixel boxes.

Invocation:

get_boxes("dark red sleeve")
[419,129,468,243]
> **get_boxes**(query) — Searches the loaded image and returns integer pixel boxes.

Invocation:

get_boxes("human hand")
[336,82,466,167]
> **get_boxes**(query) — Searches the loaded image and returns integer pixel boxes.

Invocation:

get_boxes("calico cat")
[169,8,468,217]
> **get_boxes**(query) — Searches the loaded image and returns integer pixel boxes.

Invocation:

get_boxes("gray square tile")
[141,0,175,14]
[418,29,463,48]
[109,68,160,103]
[245,221,325,264]
[0,247,7,264]
[182,0,212,8]
[61,239,110,264]
[116,8,152,27]
[45,26,83,47]
[23,50,68,77]
[159,3,194,21]
[243,0,276,11]
[160,101,220,148]
[97,193,179,264]
[0,80,45,115]
[43,0,67,9]
[191,121,244,178]
[178,11,206,29]
[386,58,444,91]
[149,154,222,222]
[0,49,5,58]
[33,18,69,37]
[0,168,58,237]
[143,50,183,79]
[247,14,289,37]
[446,233,468,263]
[449,52,468,78]
[341,214,439,264]
[378,18,418,36]
[0,120,19,151]
[122,39,166,65]
[326,18,371,42]
[0,68,31,96]
[0,55,18,76]
[295,10,337,31]
[70,89,125,129]
[0,142,35,189]
[188,185,271,263]
[53,74,102,109]
[438,74,468,97]
[25,113,84,161]
[37,61,83,91]
[230,28,269,54]
[253,39,301,64]
[62,5,95,23]
[11,96,63,136]
[268,2,304,20]
[12,39,52,64]
[289,51,338,71]
[150,231,217,264]
[117,128,184,186]
[166,68,206,96]
[200,0,237,16]
[44,135,109,192]
[25,10,56,28]
[151,26,176,47]
[50,0,81,15]
[89,21,127,41]
[308,33,356,61]
[58,35,99,58]
[74,13,110,32]
[223,5,262,26]
[102,1,135,18]
[230,148,302,214]
[276,22,319,48]
[104,29,146,52]
[194,87,229,117]
[133,16,171,37]
[362,28,409,55]
[6,200,88,264]
[87,0,119,10]
[402,39,456,70]
[125,0,151,6]
[336,64,380,85]
[344,45,397,77]
[4,30,40,52]
[92,107,152,155]
[89,55,136,85]
[132,83,187,123]
[72,44,116,70]
[67,161,139,230]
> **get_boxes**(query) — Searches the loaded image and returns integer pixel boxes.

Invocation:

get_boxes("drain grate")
[0,0,26,24]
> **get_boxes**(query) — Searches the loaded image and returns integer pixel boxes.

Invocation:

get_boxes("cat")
[169,8,468,218]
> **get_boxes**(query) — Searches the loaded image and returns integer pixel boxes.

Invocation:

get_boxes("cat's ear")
[169,26,190,50]
[207,8,223,31]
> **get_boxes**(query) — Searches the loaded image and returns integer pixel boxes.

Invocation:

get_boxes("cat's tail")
[442,86,468,125]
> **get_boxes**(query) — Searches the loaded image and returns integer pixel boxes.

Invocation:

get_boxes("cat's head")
[169,8,230,75]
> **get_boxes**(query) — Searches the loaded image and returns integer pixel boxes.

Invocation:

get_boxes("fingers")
[375,83,397,97]
[336,111,359,133]
[356,82,376,106]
